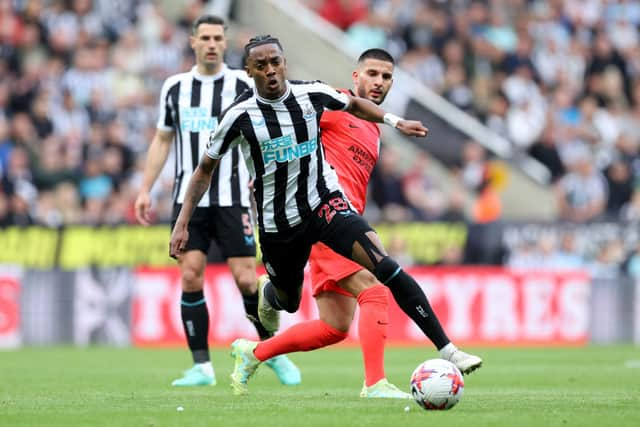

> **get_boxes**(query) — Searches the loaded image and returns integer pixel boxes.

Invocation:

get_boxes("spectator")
[458,140,487,191]
[620,187,640,222]
[401,151,447,221]
[369,147,412,222]
[587,239,626,279]
[78,155,112,201]
[528,124,565,183]
[551,232,584,270]
[33,135,77,190]
[471,163,504,224]
[484,92,509,139]
[605,157,633,217]
[438,187,468,223]
[555,147,608,222]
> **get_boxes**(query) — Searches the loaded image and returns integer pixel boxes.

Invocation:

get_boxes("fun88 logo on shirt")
[180,107,218,132]
[261,135,317,165]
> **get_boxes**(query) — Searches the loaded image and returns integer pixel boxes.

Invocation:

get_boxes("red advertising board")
[0,268,21,348]
[132,266,590,346]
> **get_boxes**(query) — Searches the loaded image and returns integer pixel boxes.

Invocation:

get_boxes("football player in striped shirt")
[135,18,299,388]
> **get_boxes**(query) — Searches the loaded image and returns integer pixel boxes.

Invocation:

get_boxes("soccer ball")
[410,358,464,410]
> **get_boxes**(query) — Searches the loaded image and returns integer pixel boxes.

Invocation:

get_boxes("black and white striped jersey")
[157,65,252,208]
[206,80,351,234]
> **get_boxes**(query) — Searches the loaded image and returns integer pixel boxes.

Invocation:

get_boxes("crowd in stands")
[505,227,640,278]
[307,0,640,227]
[0,0,212,226]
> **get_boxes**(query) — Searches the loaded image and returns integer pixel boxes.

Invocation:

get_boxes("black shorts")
[171,204,256,259]
[259,192,374,293]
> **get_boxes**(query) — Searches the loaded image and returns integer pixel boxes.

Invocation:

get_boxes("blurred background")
[0,0,638,349]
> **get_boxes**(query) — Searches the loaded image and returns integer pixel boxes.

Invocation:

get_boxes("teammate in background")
[169,35,482,395]
[232,48,482,398]
[135,17,300,387]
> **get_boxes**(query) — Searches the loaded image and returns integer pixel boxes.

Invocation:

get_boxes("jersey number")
[317,197,349,224]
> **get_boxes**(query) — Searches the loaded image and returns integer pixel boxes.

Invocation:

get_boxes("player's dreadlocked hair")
[244,35,283,57]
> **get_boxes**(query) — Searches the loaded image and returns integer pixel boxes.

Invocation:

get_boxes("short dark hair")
[244,34,283,57]
[358,48,394,65]
[192,15,226,35]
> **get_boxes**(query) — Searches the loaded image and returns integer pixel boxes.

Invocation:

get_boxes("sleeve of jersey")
[156,78,174,131]
[310,81,350,111]
[206,109,244,159]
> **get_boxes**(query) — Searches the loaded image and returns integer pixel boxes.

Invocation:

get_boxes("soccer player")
[245,48,414,399]
[169,35,482,395]
[237,48,481,398]
[135,18,299,387]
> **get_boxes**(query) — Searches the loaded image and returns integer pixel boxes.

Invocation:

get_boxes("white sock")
[439,343,458,360]
[197,361,215,377]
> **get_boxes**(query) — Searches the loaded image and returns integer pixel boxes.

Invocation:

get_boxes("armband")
[383,113,402,128]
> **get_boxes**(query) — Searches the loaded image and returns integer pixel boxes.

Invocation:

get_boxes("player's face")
[246,44,287,99]
[352,58,394,105]
[191,23,226,70]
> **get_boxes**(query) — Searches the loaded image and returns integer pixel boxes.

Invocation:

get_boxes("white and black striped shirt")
[206,80,351,233]
[157,65,252,207]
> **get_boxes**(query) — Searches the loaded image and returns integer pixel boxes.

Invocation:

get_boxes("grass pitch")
[1,345,639,427]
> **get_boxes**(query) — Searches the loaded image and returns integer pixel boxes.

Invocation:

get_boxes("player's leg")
[230,292,350,395]
[332,271,385,384]
[171,206,216,386]
[216,206,302,386]
[254,292,352,361]
[258,227,313,315]
[349,231,482,373]
[230,231,313,394]
[332,271,411,398]
[227,256,301,386]
[173,250,216,386]
[214,207,271,338]
[315,195,482,374]
[226,256,265,336]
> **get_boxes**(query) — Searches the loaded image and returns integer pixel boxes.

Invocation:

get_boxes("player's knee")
[358,270,378,289]
[181,266,204,291]
[373,256,401,286]
[341,270,378,296]
[273,285,302,313]
[279,296,301,313]
[271,273,304,313]
[322,314,351,333]
[234,274,257,296]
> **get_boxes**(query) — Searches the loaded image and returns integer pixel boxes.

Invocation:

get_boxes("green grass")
[1,346,639,427]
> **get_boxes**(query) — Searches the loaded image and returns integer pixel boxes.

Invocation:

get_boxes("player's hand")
[397,120,429,137]
[169,223,189,259]
[134,191,153,226]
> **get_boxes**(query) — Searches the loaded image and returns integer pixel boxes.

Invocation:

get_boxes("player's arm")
[134,129,174,225]
[345,95,428,138]
[169,154,220,258]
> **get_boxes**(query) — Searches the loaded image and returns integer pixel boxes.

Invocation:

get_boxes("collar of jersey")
[191,64,227,81]
[256,81,291,104]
